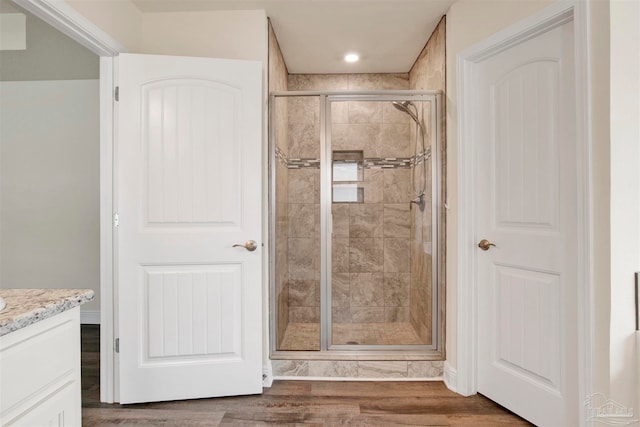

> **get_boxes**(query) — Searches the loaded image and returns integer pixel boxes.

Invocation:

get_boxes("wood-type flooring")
[81,325,531,426]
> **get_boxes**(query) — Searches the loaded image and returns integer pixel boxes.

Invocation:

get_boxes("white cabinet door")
[116,53,263,404]
[475,21,578,426]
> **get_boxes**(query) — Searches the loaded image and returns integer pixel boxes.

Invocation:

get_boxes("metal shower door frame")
[269,90,444,358]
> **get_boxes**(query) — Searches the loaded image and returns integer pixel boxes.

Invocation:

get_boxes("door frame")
[455,1,593,424]
[12,0,126,403]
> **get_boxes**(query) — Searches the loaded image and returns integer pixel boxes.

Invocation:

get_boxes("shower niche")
[332,151,364,203]
[270,92,443,356]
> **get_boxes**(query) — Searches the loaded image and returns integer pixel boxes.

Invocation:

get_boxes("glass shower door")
[327,97,437,348]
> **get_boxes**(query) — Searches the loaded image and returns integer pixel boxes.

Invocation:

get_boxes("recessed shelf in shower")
[332,150,363,203]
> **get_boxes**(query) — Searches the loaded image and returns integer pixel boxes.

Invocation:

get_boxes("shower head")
[391,101,420,124]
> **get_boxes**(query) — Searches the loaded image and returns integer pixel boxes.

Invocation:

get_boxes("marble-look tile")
[331,102,349,124]
[276,284,289,348]
[379,322,424,344]
[347,74,409,90]
[272,360,309,376]
[289,169,318,204]
[385,306,410,323]
[314,204,321,238]
[288,204,316,237]
[331,204,350,237]
[288,238,318,280]
[330,124,350,150]
[278,323,320,350]
[350,307,385,323]
[357,361,408,378]
[384,238,410,272]
[308,361,359,377]
[383,273,410,306]
[332,238,350,273]
[349,204,383,237]
[276,163,288,203]
[287,123,319,158]
[275,103,289,153]
[344,124,382,157]
[408,361,444,378]
[382,101,413,124]
[383,169,412,203]
[276,204,288,230]
[268,23,287,91]
[288,74,349,91]
[288,279,319,307]
[275,238,288,287]
[380,123,412,158]
[350,272,384,307]
[289,306,320,323]
[287,96,319,124]
[409,18,445,91]
[348,101,383,124]
[331,273,350,309]
[363,169,384,204]
[332,306,352,323]
[349,238,383,272]
[383,204,411,237]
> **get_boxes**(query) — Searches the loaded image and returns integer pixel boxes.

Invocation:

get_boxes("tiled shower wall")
[408,16,446,344]
[268,21,289,348]
[285,74,419,329]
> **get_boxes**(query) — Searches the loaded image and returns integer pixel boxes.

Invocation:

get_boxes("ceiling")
[131,0,455,74]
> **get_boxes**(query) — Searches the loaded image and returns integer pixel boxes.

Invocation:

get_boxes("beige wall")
[64,0,142,51]
[62,2,267,64]
[609,0,639,409]
[141,10,267,62]
[589,0,612,401]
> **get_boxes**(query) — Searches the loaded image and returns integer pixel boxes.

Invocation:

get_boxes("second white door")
[475,20,578,426]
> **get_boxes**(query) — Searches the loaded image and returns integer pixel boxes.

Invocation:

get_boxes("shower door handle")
[233,240,258,252]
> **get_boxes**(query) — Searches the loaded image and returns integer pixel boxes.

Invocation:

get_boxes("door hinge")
[115,338,120,353]
[113,212,119,227]
[114,86,119,102]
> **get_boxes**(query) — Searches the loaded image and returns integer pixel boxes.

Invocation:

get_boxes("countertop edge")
[0,289,95,337]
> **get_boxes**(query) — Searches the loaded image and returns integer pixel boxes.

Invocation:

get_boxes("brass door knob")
[233,240,258,252]
[478,239,496,251]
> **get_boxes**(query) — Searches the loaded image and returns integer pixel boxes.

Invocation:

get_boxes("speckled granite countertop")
[0,289,94,337]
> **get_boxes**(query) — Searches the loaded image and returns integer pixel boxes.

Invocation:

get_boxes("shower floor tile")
[279,322,426,350]
[279,323,321,350]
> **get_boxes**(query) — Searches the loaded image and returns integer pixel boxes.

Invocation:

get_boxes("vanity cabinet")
[0,307,82,426]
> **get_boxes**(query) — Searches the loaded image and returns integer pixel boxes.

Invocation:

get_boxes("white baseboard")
[443,361,457,393]
[273,376,444,382]
[81,310,100,324]
[262,363,274,388]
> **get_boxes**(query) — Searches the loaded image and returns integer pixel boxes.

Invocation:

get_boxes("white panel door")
[116,53,262,404]
[475,21,578,426]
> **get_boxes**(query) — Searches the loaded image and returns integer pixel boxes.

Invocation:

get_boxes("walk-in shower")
[269,91,443,356]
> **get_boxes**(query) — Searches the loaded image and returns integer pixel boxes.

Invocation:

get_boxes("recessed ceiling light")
[344,53,359,63]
